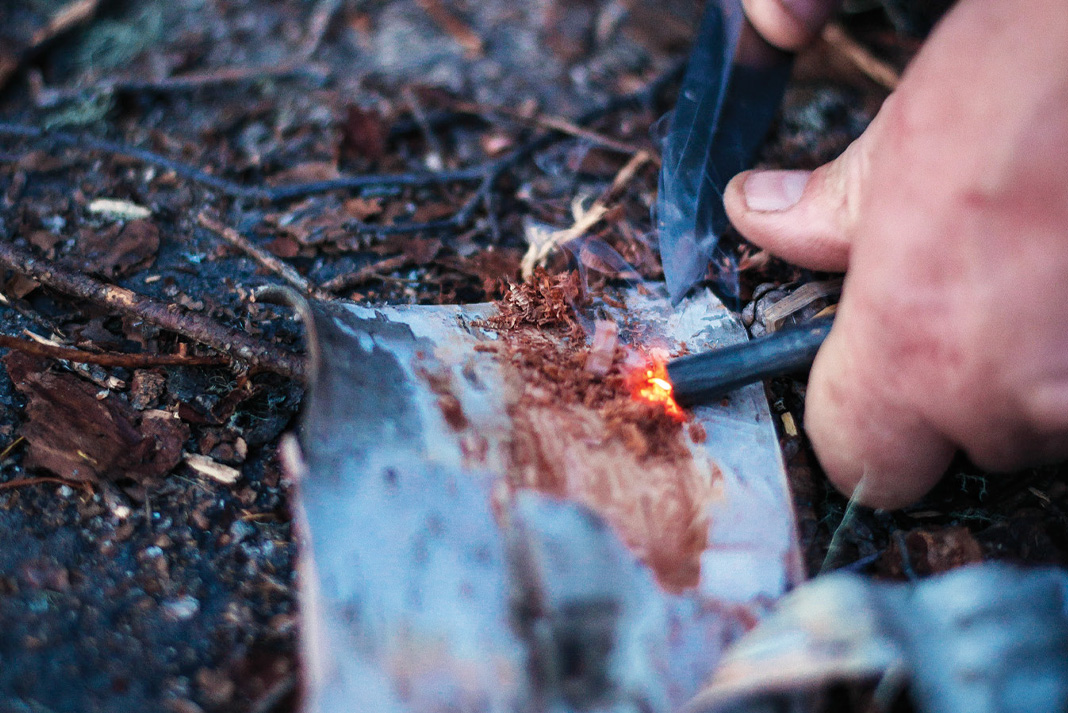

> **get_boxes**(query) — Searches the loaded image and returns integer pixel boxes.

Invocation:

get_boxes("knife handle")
[667,317,834,406]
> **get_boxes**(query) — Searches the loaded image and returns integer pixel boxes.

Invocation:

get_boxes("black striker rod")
[666,317,834,406]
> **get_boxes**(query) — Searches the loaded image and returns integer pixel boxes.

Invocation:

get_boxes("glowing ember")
[631,358,686,421]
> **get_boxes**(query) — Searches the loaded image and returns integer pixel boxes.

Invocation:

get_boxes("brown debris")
[487,269,582,333]
[0,0,100,91]
[416,0,484,58]
[584,319,618,376]
[483,274,715,591]
[339,105,388,165]
[4,352,189,483]
[130,370,166,410]
[0,238,305,379]
[0,334,230,370]
[420,368,470,432]
[882,526,985,578]
[72,219,160,279]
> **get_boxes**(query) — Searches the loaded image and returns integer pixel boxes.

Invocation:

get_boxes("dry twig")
[0,238,305,379]
[821,23,901,91]
[0,475,91,493]
[0,0,101,90]
[0,121,487,202]
[320,255,412,293]
[521,150,653,278]
[415,0,484,58]
[453,100,647,155]
[1,59,684,236]
[0,334,230,368]
[32,62,329,108]
[197,213,332,301]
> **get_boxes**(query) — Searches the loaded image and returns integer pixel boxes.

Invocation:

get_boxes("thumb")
[803,312,957,509]
[723,137,868,272]
[742,0,840,52]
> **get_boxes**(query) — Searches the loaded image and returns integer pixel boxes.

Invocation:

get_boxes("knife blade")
[657,0,793,305]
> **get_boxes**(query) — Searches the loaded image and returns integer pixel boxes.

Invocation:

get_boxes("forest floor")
[0,0,1064,712]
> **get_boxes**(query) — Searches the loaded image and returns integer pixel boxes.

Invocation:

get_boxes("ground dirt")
[0,1,1064,712]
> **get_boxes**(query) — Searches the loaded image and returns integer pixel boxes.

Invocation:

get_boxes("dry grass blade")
[521,150,653,278]
[822,23,901,91]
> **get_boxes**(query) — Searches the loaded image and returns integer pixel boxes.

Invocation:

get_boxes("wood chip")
[585,320,618,376]
[184,453,241,484]
[87,198,152,220]
[3,352,188,483]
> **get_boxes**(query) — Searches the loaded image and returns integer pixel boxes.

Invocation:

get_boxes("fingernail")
[744,170,810,212]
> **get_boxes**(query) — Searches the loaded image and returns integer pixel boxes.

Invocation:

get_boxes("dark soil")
[0,1,1064,712]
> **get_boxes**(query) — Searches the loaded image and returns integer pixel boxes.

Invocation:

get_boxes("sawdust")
[485,273,720,592]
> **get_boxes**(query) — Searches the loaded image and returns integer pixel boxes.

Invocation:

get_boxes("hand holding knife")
[657,0,831,403]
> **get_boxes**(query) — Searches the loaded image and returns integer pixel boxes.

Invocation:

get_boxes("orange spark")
[630,357,685,421]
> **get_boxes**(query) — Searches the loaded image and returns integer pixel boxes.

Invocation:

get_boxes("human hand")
[742,0,839,50]
[723,0,1068,508]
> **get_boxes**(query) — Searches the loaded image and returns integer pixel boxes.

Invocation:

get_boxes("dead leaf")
[73,219,160,279]
[342,196,383,221]
[27,229,63,257]
[264,236,300,258]
[4,274,40,299]
[883,526,984,578]
[4,352,188,483]
[267,161,340,186]
[339,105,387,164]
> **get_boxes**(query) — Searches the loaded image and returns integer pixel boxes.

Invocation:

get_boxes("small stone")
[162,596,199,621]
[195,668,235,706]
[87,198,151,220]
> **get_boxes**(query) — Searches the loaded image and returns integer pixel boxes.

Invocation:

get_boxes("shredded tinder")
[482,272,721,592]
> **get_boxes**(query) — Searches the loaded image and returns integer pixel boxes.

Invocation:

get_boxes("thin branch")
[321,254,412,293]
[32,61,329,108]
[248,673,298,713]
[821,24,901,91]
[521,150,654,277]
[452,100,647,155]
[0,58,684,231]
[0,122,486,202]
[415,0,484,58]
[0,237,305,379]
[403,87,448,170]
[0,436,25,461]
[32,0,100,45]
[0,475,92,493]
[197,212,332,300]
[0,334,230,368]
